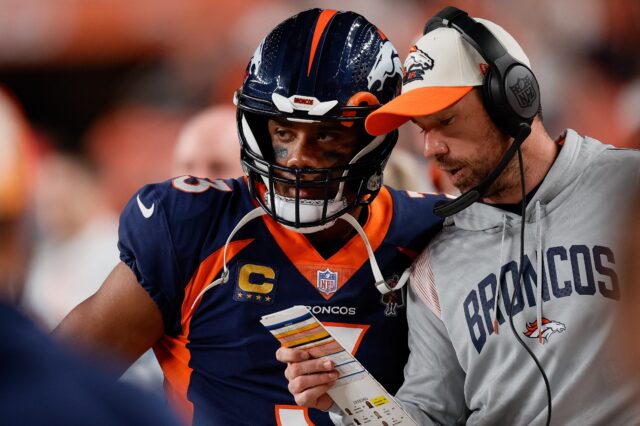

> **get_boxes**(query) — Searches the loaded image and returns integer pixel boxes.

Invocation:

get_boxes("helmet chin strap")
[189,205,406,313]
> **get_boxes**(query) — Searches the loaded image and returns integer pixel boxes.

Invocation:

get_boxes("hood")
[447,129,608,232]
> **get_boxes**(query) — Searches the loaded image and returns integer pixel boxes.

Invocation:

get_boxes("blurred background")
[2,0,639,210]
[0,0,638,394]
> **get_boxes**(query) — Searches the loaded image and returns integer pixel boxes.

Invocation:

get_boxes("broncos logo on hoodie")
[523,318,566,343]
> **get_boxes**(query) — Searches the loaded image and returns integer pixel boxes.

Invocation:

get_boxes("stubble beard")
[440,126,516,197]
[481,136,525,201]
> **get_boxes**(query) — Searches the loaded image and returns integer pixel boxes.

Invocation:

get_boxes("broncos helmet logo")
[523,318,566,343]
[367,40,402,93]
[248,38,265,75]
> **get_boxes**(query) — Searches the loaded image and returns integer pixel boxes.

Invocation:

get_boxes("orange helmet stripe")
[307,9,337,77]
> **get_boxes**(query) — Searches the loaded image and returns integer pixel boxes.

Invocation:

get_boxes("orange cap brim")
[365,86,474,136]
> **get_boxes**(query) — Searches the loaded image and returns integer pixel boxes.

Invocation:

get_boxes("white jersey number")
[171,176,231,193]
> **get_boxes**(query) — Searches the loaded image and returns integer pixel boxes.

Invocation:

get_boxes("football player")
[56,9,444,425]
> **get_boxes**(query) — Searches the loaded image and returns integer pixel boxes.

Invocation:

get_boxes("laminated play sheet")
[261,305,417,426]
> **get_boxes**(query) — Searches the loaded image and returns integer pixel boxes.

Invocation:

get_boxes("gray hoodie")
[401,129,640,425]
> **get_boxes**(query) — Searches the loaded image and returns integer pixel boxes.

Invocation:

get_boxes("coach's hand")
[276,347,339,411]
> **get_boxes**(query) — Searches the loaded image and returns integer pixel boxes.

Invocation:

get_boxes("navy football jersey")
[119,176,443,426]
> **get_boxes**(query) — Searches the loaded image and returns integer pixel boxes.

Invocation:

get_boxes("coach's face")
[413,90,516,198]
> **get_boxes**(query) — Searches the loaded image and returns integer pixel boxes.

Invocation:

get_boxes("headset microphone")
[433,123,531,217]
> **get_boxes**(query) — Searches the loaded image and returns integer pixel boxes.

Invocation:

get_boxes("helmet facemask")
[235,8,402,232]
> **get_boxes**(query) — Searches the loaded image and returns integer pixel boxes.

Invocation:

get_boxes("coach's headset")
[425,6,541,218]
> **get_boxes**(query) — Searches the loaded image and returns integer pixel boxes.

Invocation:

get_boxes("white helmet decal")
[249,38,265,74]
[367,40,402,92]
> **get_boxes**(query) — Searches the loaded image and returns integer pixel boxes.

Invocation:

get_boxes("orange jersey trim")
[307,10,337,76]
[154,238,254,424]
[260,187,394,299]
[275,405,315,426]
[396,246,419,260]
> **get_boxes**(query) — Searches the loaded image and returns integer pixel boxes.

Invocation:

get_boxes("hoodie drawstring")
[535,200,544,344]
[492,214,507,334]
[492,203,544,344]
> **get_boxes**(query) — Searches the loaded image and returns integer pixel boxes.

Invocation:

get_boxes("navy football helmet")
[235,8,403,232]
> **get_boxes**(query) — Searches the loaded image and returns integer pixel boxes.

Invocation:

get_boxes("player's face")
[413,90,514,197]
[267,118,359,199]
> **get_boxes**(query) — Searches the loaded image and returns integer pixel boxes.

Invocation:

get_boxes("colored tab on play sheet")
[260,306,366,383]
[261,305,418,426]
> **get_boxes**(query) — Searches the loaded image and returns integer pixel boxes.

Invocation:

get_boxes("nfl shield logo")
[317,268,338,295]
[509,76,537,109]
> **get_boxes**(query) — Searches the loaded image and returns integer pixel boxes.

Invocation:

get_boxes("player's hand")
[276,347,338,411]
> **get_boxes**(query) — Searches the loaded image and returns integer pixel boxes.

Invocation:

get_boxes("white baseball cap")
[365,18,531,136]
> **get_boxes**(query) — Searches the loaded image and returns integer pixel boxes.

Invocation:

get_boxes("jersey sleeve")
[118,183,184,332]
[385,188,446,252]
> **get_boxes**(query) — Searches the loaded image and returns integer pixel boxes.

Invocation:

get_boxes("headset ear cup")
[503,65,540,122]
[482,67,537,138]
[482,68,510,136]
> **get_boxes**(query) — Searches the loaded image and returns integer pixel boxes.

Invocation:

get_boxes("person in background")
[22,151,119,329]
[21,149,166,397]
[0,87,35,303]
[172,105,244,179]
[0,86,180,426]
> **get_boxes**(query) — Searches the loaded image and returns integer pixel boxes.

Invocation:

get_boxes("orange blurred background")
[1,0,638,211]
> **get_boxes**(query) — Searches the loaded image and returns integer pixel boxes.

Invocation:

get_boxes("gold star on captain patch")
[247,294,253,299]
[265,296,271,302]
[237,292,244,298]
[256,295,262,301]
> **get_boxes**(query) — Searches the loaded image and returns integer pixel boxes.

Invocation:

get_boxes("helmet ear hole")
[241,112,274,162]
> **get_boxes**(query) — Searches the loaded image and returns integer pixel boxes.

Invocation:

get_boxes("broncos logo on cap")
[403,46,434,84]
[523,318,566,344]
[367,40,402,92]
